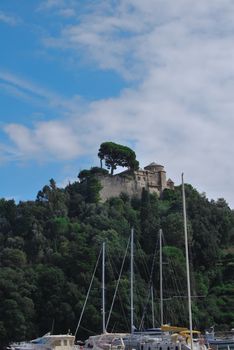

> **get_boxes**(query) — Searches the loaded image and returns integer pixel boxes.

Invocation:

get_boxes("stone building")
[98,162,174,202]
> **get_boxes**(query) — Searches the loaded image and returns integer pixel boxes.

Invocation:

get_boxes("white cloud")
[42,0,234,78]
[4,121,82,160]
[34,121,82,159]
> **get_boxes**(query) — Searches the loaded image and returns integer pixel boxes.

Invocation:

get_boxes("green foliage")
[36,179,68,217]
[0,268,36,345]
[86,177,102,203]
[140,189,160,254]
[77,168,103,203]
[78,169,91,181]
[0,175,233,346]
[0,248,26,268]
[98,142,139,175]
[78,167,108,181]
[161,213,184,248]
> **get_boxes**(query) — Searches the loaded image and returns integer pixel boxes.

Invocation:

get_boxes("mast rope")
[106,236,131,330]
[74,246,102,338]
[139,234,160,329]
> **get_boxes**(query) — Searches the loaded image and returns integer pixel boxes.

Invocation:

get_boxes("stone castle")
[98,162,174,201]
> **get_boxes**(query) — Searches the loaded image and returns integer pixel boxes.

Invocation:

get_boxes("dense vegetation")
[0,175,233,347]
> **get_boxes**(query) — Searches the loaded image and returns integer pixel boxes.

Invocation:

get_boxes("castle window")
[138,176,141,180]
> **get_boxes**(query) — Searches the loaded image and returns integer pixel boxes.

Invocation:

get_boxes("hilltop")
[0,144,233,347]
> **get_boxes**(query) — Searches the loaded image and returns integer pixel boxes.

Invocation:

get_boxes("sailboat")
[134,174,208,350]
[82,240,130,350]
[123,230,163,350]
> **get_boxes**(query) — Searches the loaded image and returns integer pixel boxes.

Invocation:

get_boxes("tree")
[140,189,160,254]
[78,167,108,182]
[98,142,139,175]
[76,169,103,203]
[0,268,35,346]
[0,248,27,268]
[36,179,68,216]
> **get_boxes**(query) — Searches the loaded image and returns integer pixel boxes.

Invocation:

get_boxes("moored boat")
[204,328,234,350]
[207,339,234,350]
[84,332,127,350]
[8,332,76,350]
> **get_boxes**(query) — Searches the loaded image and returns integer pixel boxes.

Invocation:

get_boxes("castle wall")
[98,163,174,202]
[98,172,161,202]
[98,174,146,202]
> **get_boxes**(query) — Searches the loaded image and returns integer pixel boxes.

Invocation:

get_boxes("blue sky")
[0,0,234,207]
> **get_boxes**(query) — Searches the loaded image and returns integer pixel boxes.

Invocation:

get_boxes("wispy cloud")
[37,0,76,18]
[0,70,86,114]
[0,71,88,161]
[43,0,234,79]
[0,10,21,26]
[58,8,76,18]
[37,0,65,11]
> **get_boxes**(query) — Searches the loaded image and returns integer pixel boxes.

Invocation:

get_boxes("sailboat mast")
[102,241,106,334]
[182,174,193,350]
[159,228,163,326]
[151,285,155,328]
[130,228,134,334]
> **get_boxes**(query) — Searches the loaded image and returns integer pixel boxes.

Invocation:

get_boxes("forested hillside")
[0,175,233,347]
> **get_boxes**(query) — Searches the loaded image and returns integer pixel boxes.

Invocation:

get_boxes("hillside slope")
[0,179,233,347]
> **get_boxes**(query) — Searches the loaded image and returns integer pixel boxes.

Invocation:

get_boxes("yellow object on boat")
[161,325,188,332]
[180,330,201,338]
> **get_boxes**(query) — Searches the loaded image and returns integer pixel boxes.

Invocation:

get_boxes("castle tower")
[144,162,164,172]
[144,162,167,189]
